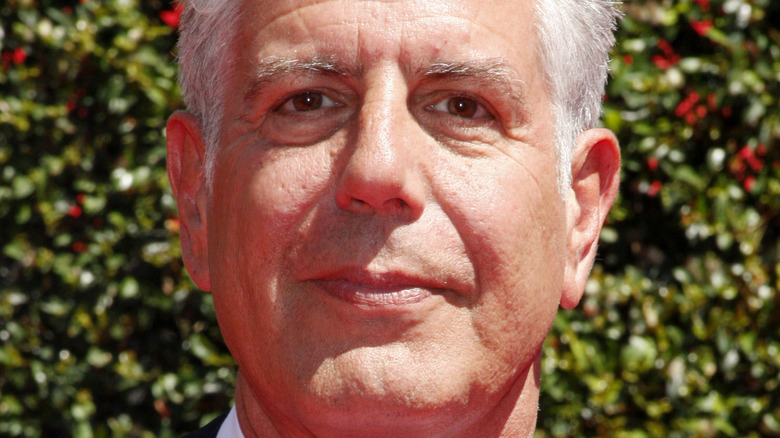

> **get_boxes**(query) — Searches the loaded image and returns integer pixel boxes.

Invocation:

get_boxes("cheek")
[210,142,335,255]
[434,150,566,366]
[207,141,336,353]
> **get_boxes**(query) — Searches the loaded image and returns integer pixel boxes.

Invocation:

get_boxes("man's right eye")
[276,92,339,113]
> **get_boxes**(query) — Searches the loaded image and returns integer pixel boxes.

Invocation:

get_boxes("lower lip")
[312,280,433,308]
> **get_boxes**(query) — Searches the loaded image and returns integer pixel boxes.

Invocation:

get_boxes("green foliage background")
[1,0,778,436]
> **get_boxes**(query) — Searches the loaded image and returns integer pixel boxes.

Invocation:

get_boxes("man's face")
[169,0,617,435]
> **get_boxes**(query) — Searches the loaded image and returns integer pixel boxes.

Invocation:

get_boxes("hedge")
[0,1,778,437]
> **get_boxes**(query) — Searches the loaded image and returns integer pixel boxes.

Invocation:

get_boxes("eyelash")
[274,90,342,114]
[270,88,498,130]
[426,95,493,120]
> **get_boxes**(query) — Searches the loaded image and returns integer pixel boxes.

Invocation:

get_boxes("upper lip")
[307,265,454,292]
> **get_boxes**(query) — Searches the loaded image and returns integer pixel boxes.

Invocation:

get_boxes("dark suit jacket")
[181,412,229,438]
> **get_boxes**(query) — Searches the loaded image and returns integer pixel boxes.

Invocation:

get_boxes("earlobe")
[561,128,620,309]
[167,110,212,292]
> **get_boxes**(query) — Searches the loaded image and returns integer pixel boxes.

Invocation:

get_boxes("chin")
[291,345,506,436]
[299,386,474,438]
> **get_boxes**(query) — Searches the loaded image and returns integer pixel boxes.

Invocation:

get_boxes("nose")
[335,81,426,219]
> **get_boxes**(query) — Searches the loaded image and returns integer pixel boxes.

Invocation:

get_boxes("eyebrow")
[244,56,527,111]
[244,56,353,102]
[418,60,527,110]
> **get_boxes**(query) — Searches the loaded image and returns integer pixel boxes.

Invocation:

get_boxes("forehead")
[237,0,541,70]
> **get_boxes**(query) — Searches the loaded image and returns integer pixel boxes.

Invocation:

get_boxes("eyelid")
[427,96,493,119]
[275,91,341,114]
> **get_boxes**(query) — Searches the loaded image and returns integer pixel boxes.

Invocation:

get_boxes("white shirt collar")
[216,405,245,438]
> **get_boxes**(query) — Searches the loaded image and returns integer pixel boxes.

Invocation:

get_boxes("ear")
[561,128,620,309]
[167,110,212,292]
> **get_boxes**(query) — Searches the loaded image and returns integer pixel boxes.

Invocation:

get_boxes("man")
[166,0,621,436]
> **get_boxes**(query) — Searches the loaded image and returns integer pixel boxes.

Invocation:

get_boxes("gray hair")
[175,0,621,192]
[176,0,242,185]
[535,0,621,191]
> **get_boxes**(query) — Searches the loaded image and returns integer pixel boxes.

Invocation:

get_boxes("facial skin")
[166,0,620,436]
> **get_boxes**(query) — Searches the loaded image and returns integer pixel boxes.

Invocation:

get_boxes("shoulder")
[180,412,230,438]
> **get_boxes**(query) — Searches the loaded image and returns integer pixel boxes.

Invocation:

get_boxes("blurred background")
[0,0,778,436]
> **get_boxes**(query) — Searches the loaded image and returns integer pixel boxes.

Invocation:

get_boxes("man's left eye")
[277,92,339,113]
[428,96,492,119]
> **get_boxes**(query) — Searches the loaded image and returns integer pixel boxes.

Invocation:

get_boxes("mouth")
[308,269,447,308]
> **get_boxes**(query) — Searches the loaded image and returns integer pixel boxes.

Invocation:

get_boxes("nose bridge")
[334,68,426,218]
[358,77,410,173]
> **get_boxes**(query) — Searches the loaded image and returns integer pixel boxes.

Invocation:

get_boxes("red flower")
[72,242,86,253]
[652,55,674,70]
[657,39,676,58]
[690,20,713,37]
[748,157,764,172]
[731,156,746,175]
[160,3,183,28]
[693,0,711,12]
[648,180,663,197]
[738,146,754,160]
[69,205,82,218]
[707,93,717,110]
[647,157,659,172]
[12,48,27,64]
[675,91,701,118]
[743,176,756,192]
[623,54,634,66]
[732,147,764,184]
[155,399,171,419]
[652,39,682,70]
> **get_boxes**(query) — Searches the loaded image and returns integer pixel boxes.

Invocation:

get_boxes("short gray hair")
[176,0,242,184]
[175,0,621,191]
[535,0,621,191]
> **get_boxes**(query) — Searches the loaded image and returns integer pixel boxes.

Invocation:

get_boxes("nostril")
[336,190,413,216]
[382,198,408,215]
[338,196,371,214]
